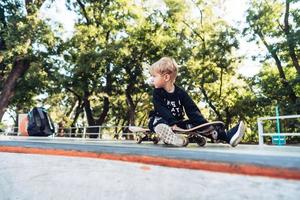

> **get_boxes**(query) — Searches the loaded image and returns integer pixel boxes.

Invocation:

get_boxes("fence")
[257,115,300,145]
[0,125,136,140]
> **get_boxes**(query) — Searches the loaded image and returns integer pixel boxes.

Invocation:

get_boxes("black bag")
[27,107,55,136]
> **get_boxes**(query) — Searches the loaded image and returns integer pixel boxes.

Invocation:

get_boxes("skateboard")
[129,121,225,147]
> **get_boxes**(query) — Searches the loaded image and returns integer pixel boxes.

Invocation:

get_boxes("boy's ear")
[164,74,171,82]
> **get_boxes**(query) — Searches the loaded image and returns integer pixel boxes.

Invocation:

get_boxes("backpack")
[27,107,55,136]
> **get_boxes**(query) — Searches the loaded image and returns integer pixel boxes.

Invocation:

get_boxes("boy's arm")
[153,90,179,126]
[182,91,208,125]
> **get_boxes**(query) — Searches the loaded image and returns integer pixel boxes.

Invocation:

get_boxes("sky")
[217,0,262,76]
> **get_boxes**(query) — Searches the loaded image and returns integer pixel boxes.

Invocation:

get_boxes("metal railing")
[257,115,300,145]
[0,125,136,140]
[0,126,19,136]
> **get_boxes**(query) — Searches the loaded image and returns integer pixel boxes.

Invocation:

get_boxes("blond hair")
[149,57,178,82]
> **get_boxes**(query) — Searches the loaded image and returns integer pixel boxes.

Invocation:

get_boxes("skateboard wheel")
[136,135,143,144]
[182,138,189,147]
[196,137,206,146]
[153,137,160,144]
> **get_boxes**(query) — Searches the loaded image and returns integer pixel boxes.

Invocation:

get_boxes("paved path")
[1,152,300,200]
[0,136,300,199]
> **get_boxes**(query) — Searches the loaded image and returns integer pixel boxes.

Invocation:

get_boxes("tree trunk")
[83,90,95,126]
[0,5,6,52]
[0,0,46,121]
[95,63,112,126]
[71,101,84,127]
[284,0,300,75]
[66,88,84,127]
[0,58,30,120]
[224,107,232,130]
[83,91,110,127]
[83,90,99,138]
[125,86,136,126]
[95,96,109,125]
[219,68,223,98]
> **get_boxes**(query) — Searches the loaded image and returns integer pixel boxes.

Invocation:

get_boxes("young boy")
[148,57,245,147]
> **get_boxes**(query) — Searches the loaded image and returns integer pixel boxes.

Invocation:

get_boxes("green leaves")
[244,0,299,109]
[0,0,61,119]
[3,0,298,143]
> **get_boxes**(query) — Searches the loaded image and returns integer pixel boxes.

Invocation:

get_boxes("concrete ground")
[1,152,300,200]
[0,136,300,199]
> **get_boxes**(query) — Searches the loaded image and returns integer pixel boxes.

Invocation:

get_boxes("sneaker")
[173,134,189,147]
[154,124,188,147]
[227,121,245,147]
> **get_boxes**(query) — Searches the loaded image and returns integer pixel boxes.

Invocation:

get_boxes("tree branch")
[76,0,91,25]
[190,0,203,26]
[283,0,300,74]
[199,83,222,121]
[182,21,204,42]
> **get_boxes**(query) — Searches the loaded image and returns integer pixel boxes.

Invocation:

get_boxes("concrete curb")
[1,145,300,180]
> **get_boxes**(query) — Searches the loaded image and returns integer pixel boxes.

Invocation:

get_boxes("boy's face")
[150,71,169,89]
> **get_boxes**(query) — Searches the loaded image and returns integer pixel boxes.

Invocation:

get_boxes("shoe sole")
[155,124,176,144]
[230,121,245,147]
[155,124,185,146]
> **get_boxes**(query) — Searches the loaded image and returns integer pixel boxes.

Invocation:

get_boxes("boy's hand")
[171,124,178,130]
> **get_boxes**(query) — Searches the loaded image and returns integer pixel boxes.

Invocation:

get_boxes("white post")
[83,127,86,138]
[98,126,102,139]
[257,118,264,146]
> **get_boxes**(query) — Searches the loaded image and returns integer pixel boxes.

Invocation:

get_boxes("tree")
[0,0,58,121]
[171,0,250,130]
[114,0,193,126]
[244,0,300,114]
[61,0,144,130]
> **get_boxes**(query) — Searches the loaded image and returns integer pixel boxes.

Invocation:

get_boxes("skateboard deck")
[129,121,225,146]
[129,121,225,133]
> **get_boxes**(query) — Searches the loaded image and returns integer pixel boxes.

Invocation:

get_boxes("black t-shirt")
[150,85,207,126]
